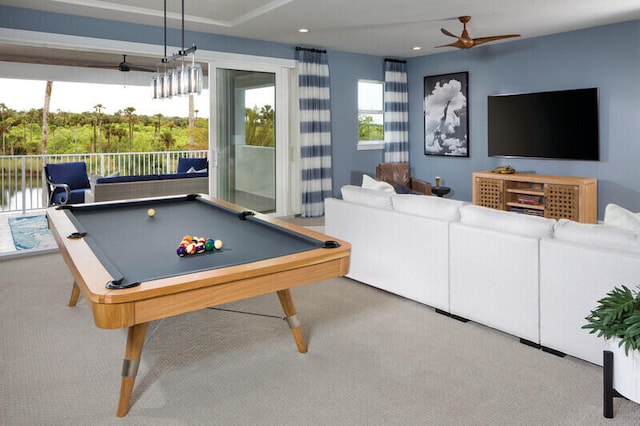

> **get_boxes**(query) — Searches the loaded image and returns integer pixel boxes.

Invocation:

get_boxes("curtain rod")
[296,46,327,54]
[384,58,406,63]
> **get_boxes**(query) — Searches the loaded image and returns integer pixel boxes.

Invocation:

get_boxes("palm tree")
[42,81,53,155]
[159,129,175,151]
[153,113,163,141]
[93,104,104,152]
[188,95,195,148]
[0,103,10,154]
[123,107,136,151]
[112,125,127,153]
[25,108,40,147]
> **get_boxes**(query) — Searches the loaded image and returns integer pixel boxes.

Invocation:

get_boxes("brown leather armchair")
[375,162,432,195]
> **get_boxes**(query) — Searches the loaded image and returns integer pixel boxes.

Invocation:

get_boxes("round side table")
[432,186,451,197]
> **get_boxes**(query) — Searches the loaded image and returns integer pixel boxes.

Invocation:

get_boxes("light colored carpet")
[1,253,639,425]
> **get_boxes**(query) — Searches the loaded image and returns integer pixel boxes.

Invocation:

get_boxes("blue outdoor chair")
[44,162,91,206]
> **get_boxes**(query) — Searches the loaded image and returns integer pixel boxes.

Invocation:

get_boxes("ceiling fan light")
[151,75,160,99]
[151,0,199,100]
[176,65,187,96]
[187,64,203,95]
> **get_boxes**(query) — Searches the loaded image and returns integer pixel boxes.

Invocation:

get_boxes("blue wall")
[404,21,640,218]
[1,5,639,218]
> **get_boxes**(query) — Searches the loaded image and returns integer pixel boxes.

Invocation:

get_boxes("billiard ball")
[147,208,155,217]
[205,239,214,251]
[183,235,192,243]
[186,243,196,255]
[214,239,223,250]
[196,242,205,254]
[176,246,187,257]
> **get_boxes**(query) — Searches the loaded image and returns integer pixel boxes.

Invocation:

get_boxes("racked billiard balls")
[186,243,197,255]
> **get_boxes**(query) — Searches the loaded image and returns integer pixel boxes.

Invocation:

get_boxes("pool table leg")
[117,322,149,417]
[276,289,308,353]
[68,282,81,307]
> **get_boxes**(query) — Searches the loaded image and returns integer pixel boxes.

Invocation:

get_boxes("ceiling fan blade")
[440,28,458,38]
[471,34,521,47]
[434,39,467,49]
[128,65,155,73]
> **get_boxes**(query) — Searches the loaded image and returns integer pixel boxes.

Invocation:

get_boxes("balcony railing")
[1,150,208,213]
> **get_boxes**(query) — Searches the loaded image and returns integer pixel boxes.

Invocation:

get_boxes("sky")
[0,78,274,118]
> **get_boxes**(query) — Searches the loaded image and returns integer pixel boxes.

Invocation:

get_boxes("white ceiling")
[1,0,639,68]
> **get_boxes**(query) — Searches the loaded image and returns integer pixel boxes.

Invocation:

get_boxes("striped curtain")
[383,59,409,162]
[297,47,332,217]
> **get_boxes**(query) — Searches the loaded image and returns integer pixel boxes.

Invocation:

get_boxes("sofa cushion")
[604,203,640,230]
[341,185,394,209]
[361,174,395,192]
[177,157,208,173]
[392,194,467,221]
[159,172,208,180]
[459,204,555,238]
[553,219,640,254]
[96,174,160,184]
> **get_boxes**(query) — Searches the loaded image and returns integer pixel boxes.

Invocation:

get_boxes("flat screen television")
[488,88,599,160]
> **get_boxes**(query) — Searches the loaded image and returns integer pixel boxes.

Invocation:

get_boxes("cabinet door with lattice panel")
[474,177,505,210]
[544,184,579,221]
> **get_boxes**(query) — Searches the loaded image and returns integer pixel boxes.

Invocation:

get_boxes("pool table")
[46,194,350,417]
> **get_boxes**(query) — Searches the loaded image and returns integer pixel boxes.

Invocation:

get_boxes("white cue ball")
[214,239,223,250]
[147,208,155,217]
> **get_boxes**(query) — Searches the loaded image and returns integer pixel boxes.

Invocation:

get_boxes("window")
[357,80,384,149]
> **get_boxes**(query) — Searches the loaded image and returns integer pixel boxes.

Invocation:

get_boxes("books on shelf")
[516,195,541,205]
[509,206,544,217]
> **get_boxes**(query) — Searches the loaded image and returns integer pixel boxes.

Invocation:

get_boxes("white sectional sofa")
[540,219,640,365]
[325,184,640,366]
[326,186,466,312]
[449,205,556,344]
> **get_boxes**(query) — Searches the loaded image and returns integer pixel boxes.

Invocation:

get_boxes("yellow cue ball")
[147,208,155,217]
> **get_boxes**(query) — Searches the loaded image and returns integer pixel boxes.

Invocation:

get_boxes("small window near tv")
[357,80,384,149]
[488,88,599,161]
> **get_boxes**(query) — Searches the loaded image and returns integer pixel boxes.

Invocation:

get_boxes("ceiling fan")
[436,16,520,49]
[117,55,155,72]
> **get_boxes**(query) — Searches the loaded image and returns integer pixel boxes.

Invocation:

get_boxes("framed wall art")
[424,71,469,157]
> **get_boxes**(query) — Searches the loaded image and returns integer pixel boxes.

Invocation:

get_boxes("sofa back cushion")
[392,194,467,221]
[459,204,556,238]
[97,174,160,184]
[177,157,208,173]
[603,203,640,230]
[553,219,640,254]
[341,185,394,209]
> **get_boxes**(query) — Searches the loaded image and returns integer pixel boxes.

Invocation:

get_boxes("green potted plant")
[583,284,640,403]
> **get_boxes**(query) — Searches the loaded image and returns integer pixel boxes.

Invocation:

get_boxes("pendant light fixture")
[151,0,202,99]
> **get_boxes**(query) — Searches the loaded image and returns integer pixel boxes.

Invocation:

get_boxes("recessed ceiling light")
[298,28,309,33]
[412,46,422,51]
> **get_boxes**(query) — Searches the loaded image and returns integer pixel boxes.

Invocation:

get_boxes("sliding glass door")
[215,68,276,212]
[210,56,296,217]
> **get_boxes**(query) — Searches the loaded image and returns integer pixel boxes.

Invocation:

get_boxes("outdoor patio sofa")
[85,157,209,202]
